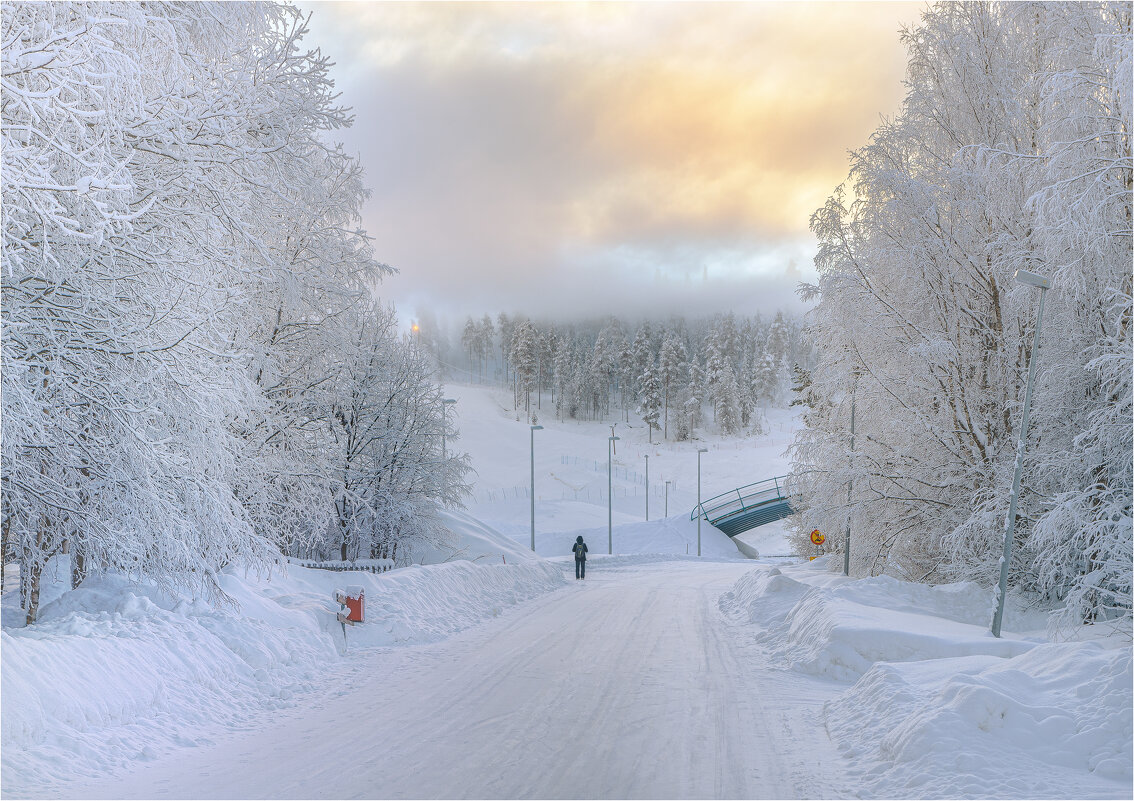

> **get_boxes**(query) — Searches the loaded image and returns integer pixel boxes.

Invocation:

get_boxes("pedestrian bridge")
[690,476,795,537]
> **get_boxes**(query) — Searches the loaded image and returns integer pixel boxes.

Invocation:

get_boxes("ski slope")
[444,380,798,558]
[63,559,840,800]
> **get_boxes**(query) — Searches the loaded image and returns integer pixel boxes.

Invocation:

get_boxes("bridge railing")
[691,475,792,524]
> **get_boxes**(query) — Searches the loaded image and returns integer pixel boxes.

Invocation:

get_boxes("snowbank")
[416,508,542,565]
[826,644,1132,798]
[720,559,1048,681]
[1,558,565,796]
[720,560,1133,799]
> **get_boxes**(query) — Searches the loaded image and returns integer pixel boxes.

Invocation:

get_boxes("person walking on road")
[572,535,588,579]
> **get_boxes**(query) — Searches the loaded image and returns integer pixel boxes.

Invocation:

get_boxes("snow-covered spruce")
[435,310,805,441]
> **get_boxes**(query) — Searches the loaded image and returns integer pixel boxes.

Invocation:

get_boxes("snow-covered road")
[71,559,842,799]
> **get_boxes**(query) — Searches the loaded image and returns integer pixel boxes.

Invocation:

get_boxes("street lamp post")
[696,448,708,556]
[645,455,649,521]
[441,398,457,460]
[530,425,543,552]
[608,435,620,554]
[665,480,671,517]
[991,268,1051,639]
[844,375,857,577]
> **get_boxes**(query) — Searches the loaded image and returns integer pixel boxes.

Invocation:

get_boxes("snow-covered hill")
[443,380,798,558]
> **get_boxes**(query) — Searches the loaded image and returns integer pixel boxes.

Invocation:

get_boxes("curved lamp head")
[1015,269,1050,289]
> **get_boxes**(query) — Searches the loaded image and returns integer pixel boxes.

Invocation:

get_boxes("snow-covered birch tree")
[789,1,1131,627]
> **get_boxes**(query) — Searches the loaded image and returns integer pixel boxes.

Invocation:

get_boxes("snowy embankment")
[720,558,1133,799]
[1,549,565,795]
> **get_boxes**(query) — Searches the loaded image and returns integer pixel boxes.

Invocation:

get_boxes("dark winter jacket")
[573,540,588,561]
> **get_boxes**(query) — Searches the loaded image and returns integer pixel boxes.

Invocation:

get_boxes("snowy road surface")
[72,559,842,799]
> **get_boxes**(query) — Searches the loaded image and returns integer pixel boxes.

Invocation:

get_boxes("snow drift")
[720,559,1133,799]
[720,561,1040,681]
[1,558,566,796]
[826,644,1132,799]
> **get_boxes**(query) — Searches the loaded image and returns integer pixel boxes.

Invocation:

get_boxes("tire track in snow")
[70,560,841,800]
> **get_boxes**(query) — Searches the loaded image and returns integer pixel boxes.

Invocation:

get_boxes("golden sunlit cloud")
[301,1,925,319]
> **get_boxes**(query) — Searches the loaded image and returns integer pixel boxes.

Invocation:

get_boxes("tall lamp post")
[530,425,543,552]
[644,455,649,521]
[991,268,1051,638]
[844,375,857,577]
[608,435,620,554]
[441,398,457,459]
[696,448,708,556]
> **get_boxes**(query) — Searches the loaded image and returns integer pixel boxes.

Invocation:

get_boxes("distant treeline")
[420,312,811,440]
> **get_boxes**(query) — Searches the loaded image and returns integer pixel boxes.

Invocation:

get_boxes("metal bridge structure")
[690,476,795,537]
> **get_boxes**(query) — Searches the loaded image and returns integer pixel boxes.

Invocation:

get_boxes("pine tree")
[478,315,495,381]
[554,335,573,420]
[497,313,513,389]
[510,319,538,420]
[764,312,791,405]
[618,340,636,422]
[684,361,705,438]
[631,325,653,395]
[658,334,688,439]
[637,365,663,444]
[714,363,742,435]
[461,318,479,379]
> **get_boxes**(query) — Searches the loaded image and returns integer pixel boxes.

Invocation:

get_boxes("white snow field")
[445,381,797,560]
[2,382,1130,799]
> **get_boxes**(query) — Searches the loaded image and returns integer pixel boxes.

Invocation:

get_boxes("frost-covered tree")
[683,361,705,439]
[630,324,653,395]
[497,313,514,389]
[658,335,688,439]
[637,366,663,443]
[510,319,539,420]
[1,3,320,619]
[789,1,1131,627]
[554,335,574,420]
[613,339,632,422]
[478,315,495,380]
[763,312,792,405]
[713,363,743,436]
[0,1,468,623]
[325,306,470,564]
[461,318,480,379]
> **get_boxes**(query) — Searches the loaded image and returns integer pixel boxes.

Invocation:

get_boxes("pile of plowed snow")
[719,559,1132,799]
[1,557,565,795]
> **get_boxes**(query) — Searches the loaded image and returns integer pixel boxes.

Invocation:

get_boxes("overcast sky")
[299,1,924,325]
